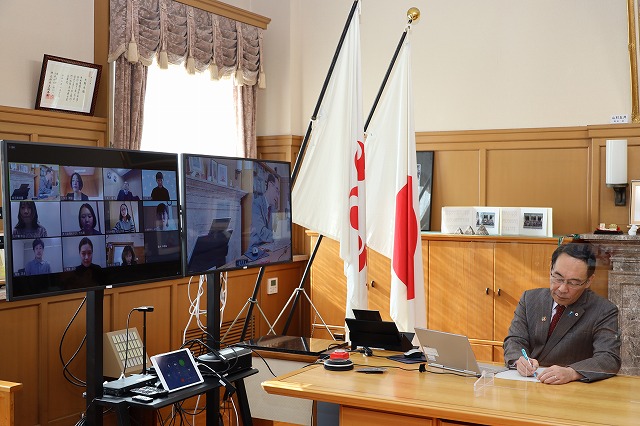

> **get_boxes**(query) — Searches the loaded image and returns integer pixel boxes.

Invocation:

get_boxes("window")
[140,59,237,156]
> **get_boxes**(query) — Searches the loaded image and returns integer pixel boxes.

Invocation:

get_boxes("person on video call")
[25,238,51,275]
[38,167,56,199]
[151,172,170,201]
[75,237,101,272]
[121,245,137,266]
[154,203,175,231]
[248,173,280,250]
[78,203,102,235]
[66,172,89,201]
[503,243,621,384]
[12,201,48,239]
[112,203,135,233]
[117,181,139,201]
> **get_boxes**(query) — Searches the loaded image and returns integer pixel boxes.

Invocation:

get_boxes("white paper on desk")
[496,368,545,382]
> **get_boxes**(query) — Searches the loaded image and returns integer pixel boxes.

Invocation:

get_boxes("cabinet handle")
[485,288,489,295]
[370,280,375,288]
[497,288,501,296]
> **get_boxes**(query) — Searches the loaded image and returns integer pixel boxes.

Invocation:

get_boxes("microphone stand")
[142,310,148,375]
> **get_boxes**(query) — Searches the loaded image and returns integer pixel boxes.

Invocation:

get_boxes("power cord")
[59,296,87,387]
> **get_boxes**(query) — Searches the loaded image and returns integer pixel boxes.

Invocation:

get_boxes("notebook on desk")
[150,348,204,393]
[414,328,507,377]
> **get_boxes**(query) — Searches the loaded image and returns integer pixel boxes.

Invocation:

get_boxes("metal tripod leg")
[272,287,336,340]
[222,297,276,343]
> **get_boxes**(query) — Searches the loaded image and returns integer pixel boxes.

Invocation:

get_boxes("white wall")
[0,0,94,110]
[289,0,630,135]
[0,1,631,136]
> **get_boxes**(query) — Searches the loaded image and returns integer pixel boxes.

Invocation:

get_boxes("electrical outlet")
[267,277,278,294]
[611,114,630,124]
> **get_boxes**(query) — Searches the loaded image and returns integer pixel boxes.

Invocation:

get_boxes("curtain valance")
[109,0,264,86]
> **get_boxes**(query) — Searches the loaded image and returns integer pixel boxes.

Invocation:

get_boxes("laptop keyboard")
[130,385,168,397]
[477,362,508,375]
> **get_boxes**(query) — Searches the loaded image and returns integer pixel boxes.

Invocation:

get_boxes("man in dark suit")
[503,243,620,383]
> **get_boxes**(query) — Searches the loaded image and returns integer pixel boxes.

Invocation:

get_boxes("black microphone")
[134,306,154,312]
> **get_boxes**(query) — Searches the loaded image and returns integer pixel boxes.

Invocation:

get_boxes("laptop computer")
[150,348,205,393]
[414,328,507,377]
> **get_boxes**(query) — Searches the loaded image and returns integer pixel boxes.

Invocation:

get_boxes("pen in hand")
[521,349,538,378]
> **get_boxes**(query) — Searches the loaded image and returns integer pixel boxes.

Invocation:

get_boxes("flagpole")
[280,1,362,337]
[239,1,360,340]
[365,7,420,131]
[280,7,422,337]
[291,0,361,187]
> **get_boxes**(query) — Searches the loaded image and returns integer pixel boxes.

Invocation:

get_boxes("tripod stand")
[222,268,277,343]
[272,235,336,339]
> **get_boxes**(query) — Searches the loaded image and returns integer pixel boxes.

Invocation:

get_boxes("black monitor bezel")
[181,153,293,275]
[1,140,183,301]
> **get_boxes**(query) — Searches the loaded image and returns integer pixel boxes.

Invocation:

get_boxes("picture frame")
[208,159,218,182]
[217,163,228,186]
[416,151,434,231]
[187,156,204,179]
[35,54,102,116]
[630,180,640,225]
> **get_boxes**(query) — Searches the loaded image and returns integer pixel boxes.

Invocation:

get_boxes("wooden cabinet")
[309,233,559,362]
[428,237,557,362]
[428,240,494,340]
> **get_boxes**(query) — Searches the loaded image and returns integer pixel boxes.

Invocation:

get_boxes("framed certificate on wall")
[35,54,102,116]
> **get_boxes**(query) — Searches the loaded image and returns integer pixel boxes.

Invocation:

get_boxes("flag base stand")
[222,296,276,343]
[271,287,336,340]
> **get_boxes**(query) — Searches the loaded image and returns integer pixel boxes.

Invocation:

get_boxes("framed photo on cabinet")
[417,151,434,231]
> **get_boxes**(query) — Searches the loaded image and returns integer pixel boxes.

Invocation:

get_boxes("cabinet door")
[428,240,494,340]
[494,242,557,342]
[367,247,392,320]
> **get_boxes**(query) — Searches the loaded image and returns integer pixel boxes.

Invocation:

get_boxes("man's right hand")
[515,355,539,377]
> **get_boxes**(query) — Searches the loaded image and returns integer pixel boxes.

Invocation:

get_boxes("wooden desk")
[262,352,640,426]
[0,380,22,426]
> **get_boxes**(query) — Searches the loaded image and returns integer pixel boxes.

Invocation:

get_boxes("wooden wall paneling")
[309,235,346,339]
[109,283,173,356]
[256,261,308,337]
[46,295,106,425]
[428,240,494,340]
[493,241,557,344]
[428,150,481,234]
[486,145,590,235]
[0,303,39,426]
[0,106,107,147]
[468,343,493,364]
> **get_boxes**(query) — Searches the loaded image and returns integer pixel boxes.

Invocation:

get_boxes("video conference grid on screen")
[3,141,182,300]
[10,166,179,272]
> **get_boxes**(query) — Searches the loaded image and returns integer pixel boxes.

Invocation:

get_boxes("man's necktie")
[548,305,566,337]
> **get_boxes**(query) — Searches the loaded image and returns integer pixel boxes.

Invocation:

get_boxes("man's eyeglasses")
[549,272,589,288]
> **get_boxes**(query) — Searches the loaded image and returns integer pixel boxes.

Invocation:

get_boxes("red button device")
[329,349,350,360]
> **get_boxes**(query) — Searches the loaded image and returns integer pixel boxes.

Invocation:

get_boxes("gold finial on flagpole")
[407,7,420,24]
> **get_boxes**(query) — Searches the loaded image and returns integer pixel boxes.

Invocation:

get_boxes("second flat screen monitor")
[183,154,293,275]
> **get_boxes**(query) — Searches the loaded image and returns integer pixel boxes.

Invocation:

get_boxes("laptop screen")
[151,348,204,392]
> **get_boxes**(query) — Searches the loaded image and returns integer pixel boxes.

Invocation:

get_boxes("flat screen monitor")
[1,140,182,301]
[182,154,292,275]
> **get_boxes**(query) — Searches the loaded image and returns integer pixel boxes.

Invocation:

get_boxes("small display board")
[103,327,150,378]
